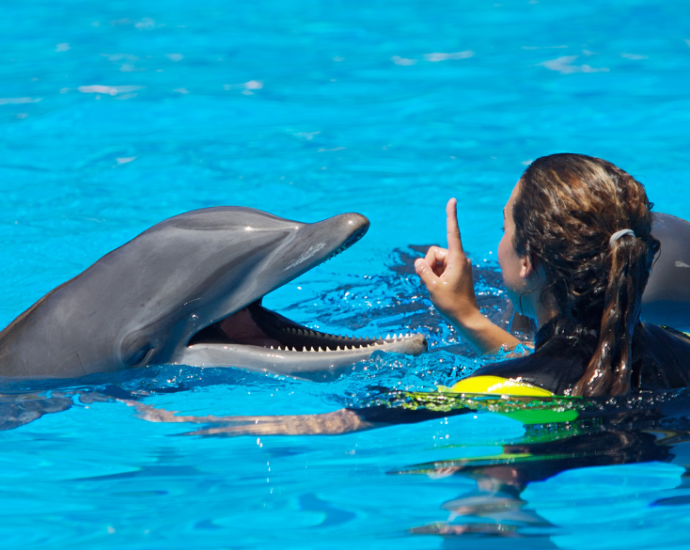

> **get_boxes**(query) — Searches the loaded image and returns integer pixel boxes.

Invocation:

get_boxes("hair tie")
[609,229,635,247]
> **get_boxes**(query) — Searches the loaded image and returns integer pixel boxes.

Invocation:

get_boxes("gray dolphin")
[0,207,426,379]
[642,212,690,328]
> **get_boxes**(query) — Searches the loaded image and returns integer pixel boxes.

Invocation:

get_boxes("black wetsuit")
[474,316,690,394]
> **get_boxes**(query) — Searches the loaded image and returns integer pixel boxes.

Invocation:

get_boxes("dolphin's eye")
[121,335,153,367]
[129,346,152,366]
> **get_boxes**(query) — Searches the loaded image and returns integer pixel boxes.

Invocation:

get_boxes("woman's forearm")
[449,309,522,355]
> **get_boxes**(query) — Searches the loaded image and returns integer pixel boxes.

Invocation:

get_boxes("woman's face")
[498,181,532,314]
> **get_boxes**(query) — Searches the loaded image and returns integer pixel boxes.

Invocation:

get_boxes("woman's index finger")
[445,198,465,257]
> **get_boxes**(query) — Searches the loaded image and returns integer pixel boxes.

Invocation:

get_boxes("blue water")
[3,0,690,548]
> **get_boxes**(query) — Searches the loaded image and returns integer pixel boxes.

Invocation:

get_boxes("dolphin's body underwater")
[0,208,426,379]
[642,213,690,329]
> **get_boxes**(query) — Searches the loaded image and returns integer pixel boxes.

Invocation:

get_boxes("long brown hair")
[512,153,660,397]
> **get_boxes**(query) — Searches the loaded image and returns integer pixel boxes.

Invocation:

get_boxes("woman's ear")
[519,254,536,280]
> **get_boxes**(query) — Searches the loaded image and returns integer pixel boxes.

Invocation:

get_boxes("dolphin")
[0,207,426,380]
[641,212,690,329]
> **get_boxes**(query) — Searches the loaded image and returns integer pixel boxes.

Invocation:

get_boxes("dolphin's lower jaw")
[173,335,427,381]
[176,300,427,380]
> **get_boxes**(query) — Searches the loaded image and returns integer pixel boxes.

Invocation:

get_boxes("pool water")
[2,0,690,548]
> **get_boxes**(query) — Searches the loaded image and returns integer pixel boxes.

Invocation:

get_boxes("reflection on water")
[390,390,690,544]
[124,386,690,546]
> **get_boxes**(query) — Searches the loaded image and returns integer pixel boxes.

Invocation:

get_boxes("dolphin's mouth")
[188,299,418,353]
[180,210,427,366]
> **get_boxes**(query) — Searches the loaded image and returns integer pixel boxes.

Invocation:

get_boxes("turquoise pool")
[2,0,690,547]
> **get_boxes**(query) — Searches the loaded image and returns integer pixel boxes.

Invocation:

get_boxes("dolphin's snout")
[344,213,370,233]
[336,213,370,250]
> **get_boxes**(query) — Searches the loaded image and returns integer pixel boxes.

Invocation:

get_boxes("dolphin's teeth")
[309,330,316,337]
[386,334,391,340]
[318,347,324,352]
[302,346,308,352]
[292,347,297,352]
[310,347,316,352]
[336,346,341,351]
[270,346,274,349]
[297,329,304,335]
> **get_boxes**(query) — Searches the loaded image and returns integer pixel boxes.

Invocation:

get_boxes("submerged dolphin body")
[0,208,426,379]
[642,213,690,329]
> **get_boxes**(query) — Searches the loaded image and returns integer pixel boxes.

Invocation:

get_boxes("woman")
[415,153,690,397]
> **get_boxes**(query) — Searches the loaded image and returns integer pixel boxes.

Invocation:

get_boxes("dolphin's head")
[3,207,425,379]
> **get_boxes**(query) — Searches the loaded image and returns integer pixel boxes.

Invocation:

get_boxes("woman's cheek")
[497,235,508,272]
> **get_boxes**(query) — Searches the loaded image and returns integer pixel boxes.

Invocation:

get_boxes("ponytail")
[571,233,657,397]
[513,153,660,397]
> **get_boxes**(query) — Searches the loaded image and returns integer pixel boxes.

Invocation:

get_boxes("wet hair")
[513,153,660,397]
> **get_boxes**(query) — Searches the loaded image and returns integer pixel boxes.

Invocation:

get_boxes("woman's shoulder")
[638,323,690,357]
[634,323,690,390]
[644,323,690,342]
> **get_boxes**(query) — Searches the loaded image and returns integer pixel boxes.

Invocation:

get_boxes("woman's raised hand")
[414,198,521,354]
[414,198,481,326]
